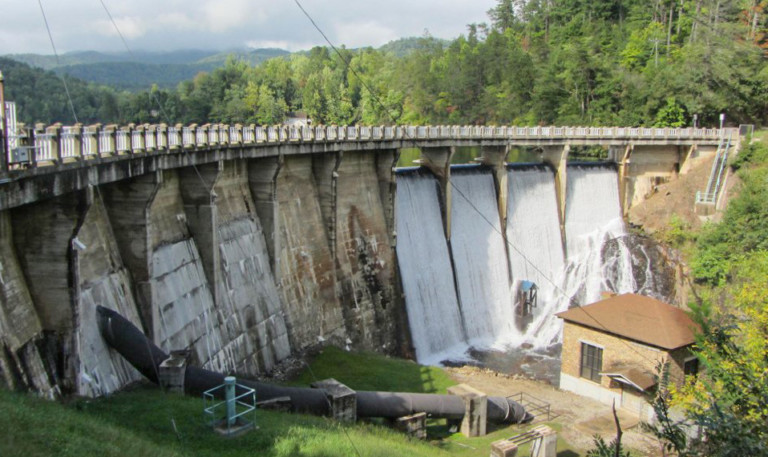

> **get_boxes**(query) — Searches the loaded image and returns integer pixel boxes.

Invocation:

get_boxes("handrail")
[7,122,736,169]
[696,134,732,205]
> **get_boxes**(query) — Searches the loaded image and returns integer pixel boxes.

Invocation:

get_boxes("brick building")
[556,294,699,420]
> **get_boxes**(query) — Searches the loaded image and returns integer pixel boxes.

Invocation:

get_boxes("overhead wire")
[291,0,661,367]
[37,0,79,124]
[96,0,211,189]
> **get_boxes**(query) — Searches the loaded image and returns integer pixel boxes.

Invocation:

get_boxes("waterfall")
[506,166,566,348]
[561,164,628,308]
[395,171,466,364]
[450,168,517,348]
[395,162,649,369]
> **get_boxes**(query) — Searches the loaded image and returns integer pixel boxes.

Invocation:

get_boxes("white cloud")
[92,16,147,40]
[335,21,398,48]
[0,0,499,54]
[199,0,266,32]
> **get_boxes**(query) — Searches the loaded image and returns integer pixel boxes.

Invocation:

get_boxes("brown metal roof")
[601,362,657,391]
[556,293,698,350]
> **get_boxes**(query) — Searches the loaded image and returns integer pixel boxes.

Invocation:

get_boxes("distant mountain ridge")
[1,38,438,90]
[4,48,291,90]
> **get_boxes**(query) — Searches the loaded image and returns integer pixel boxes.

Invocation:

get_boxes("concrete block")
[311,378,357,423]
[395,412,427,440]
[531,425,557,457]
[490,439,518,457]
[158,350,188,393]
[447,383,488,437]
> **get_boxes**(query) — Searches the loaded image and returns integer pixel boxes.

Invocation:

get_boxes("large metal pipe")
[96,306,530,424]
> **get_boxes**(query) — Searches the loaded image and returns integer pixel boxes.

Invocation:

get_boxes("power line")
[37,0,79,124]
[293,0,402,126]
[449,177,661,367]
[290,0,657,367]
[97,0,210,189]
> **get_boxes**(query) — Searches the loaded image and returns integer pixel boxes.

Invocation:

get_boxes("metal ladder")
[696,134,732,205]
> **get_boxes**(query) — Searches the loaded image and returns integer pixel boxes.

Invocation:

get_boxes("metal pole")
[0,70,8,174]
[225,376,236,427]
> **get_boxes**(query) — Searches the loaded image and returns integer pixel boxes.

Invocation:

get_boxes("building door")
[621,387,648,419]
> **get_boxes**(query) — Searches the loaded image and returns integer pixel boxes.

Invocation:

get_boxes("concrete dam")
[0,123,730,397]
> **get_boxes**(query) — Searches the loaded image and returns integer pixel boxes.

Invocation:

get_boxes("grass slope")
[0,348,567,457]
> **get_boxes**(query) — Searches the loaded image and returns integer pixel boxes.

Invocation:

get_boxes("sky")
[0,0,499,55]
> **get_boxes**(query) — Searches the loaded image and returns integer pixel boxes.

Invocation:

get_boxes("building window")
[684,357,699,377]
[580,342,603,383]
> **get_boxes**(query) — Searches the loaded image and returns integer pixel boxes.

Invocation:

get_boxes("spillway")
[506,165,566,347]
[450,167,517,348]
[395,170,466,364]
[561,164,628,308]
[395,162,651,365]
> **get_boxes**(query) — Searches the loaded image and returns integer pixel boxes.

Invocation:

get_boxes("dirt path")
[446,366,660,455]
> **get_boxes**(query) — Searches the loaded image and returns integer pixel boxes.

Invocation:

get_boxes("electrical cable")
[449,180,662,367]
[97,0,211,190]
[37,0,79,124]
[290,0,660,367]
[293,0,403,127]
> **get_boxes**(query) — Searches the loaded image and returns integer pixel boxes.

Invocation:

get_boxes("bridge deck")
[0,123,733,211]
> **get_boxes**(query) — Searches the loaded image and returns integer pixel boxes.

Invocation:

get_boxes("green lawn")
[0,348,582,457]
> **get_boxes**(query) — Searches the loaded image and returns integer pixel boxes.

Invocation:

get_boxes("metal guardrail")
[6,122,734,169]
[508,392,553,423]
[696,134,732,206]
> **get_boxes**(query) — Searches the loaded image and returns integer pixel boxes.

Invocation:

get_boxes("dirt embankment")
[628,153,740,234]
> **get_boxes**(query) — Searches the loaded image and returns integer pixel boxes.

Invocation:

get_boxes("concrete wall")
[334,151,397,351]
[274,155,346,348]
[0,211,55,395]
[72,193,143,396]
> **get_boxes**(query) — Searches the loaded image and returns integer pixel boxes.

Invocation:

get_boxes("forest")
[3,0,767,129]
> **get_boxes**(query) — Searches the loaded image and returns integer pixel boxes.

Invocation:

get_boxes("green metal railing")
[203,376,257,433]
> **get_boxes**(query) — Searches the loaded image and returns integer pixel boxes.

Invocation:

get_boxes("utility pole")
[649,38,662,68]
[0,70,7,175]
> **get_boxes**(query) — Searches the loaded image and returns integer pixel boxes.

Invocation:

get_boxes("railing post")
[87,123,100,157]
[71,123,83,159]
[48,123,62,164]
[225,376,236,427]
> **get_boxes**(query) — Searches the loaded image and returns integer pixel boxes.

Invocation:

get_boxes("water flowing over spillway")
[396,163,651,368]
[395,170,466,364]
[506,166,566,347]
[450,168,517,348]
[562,164,628,307]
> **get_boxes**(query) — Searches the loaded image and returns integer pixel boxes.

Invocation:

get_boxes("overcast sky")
[0,0,499,55]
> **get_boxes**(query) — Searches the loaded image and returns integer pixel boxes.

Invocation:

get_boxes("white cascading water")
[561,165,630,309]
[450,169,518,348]
[395,171,466,364]
[506,166,566,347]
[396,163,638,366]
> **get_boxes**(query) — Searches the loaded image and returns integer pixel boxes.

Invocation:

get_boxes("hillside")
[5,48,290,91]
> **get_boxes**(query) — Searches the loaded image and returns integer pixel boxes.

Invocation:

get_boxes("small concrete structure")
[395,412,427,440]
[311,378,357,423]
[447,383,488,437]
[490,425,557,457]
[158,350,188,393]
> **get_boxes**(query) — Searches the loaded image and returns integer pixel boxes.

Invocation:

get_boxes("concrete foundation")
[448,383,488,437]
[158,351,188,393]
[311,378,357,423]
[395,412,427,440]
